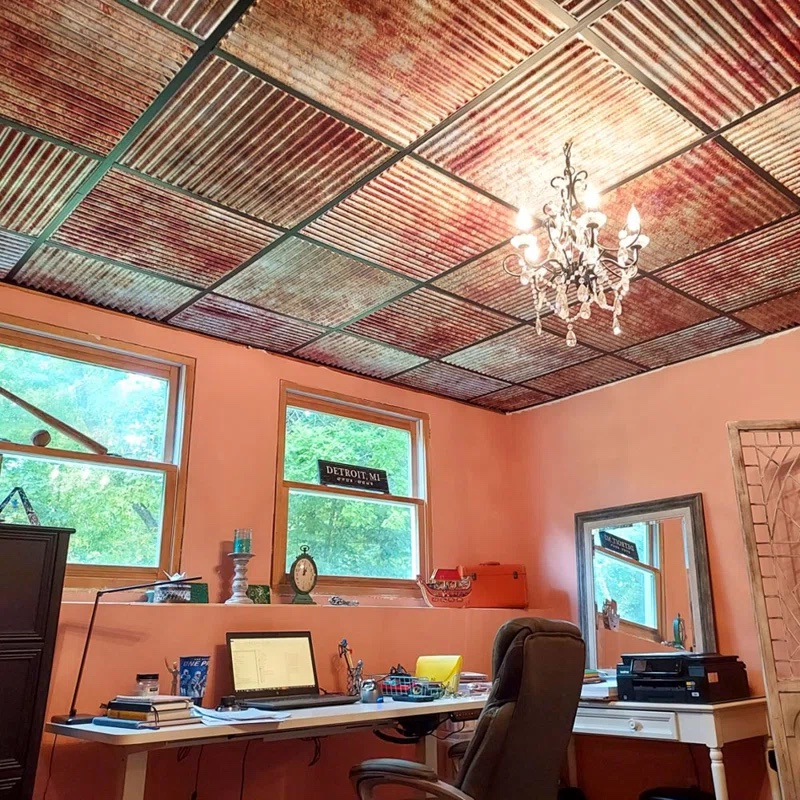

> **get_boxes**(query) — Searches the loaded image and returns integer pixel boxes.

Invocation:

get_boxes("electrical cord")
[433,722,466,740]
[190,745,204,800]
[239,740,253,800]
[42,734,58,800]
[304,737,322,766]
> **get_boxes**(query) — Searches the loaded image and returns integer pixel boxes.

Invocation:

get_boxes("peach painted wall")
[508,328,800,800]
[0,284,532,800]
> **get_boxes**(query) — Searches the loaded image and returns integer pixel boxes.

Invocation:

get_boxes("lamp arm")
[64,576,202,718]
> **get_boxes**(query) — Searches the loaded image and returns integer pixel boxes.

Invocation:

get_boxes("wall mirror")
[575,494,717,669]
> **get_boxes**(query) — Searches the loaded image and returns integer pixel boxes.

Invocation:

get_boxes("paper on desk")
[193,706,290,724]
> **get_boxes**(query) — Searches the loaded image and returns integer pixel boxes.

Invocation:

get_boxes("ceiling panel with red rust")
[0,0,194,154]
[14,246,199,320]
[302,158,515,281]
[123,56,395,227]
[592,0,800,128]
[221,0,566,145]
[418,38,701,207]
[52,169,281,287]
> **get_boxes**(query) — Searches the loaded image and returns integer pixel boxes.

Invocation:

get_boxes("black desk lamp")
[52,575,202,725]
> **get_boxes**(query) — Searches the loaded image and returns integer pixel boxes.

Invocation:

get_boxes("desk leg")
[709,748,729,800]
[423,734,438,771]
[766,738,782,800]
[121,751,148,800]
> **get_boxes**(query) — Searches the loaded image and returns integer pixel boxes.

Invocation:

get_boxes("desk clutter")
[94,695,201,729]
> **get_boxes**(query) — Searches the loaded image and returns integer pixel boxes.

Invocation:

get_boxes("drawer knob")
[628,719,642,731]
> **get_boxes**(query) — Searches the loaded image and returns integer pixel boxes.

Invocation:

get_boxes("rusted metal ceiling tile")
[526,355,643,396]
[600,141,797,272]
[724,92,800,195]
[302,158,515,281]
[541,278,715,351]
[433,245,540,321]
[294,332,426,380]
[593,0,800,128]
[558,0,608,18]
[657,215,800,311]
[216,237,412,326]
[134,0,237,37]
[15,246,198,319]
[444,326,595,383]
[392,362,509,401]
[346,288,514,359]
[0,228,32,278]
[0,0,195,154]
[618,317,759,369]
[0,126,95,235]
[734,290,800,334]
[53,169,281,286]
[123,56,395,227]
[418,38,701,207]
[170,293,324,351]
[472,384,551,411]
[221,0,565,145]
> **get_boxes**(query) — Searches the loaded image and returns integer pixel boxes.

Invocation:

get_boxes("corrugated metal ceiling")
[0,0,798,412]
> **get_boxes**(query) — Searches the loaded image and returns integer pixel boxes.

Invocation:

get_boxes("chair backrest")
[455,617,585,800]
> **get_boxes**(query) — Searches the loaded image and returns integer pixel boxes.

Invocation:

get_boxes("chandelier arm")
[502,254,524,277]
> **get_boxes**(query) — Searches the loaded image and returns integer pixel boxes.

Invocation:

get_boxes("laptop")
[227,631,360,710]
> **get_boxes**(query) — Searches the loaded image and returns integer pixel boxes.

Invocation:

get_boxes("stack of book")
[94,695,201,729]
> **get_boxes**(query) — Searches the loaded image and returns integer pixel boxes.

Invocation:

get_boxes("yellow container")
[415,655,463,694]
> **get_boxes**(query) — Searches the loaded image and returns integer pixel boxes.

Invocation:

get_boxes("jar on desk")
[136,673,160,697]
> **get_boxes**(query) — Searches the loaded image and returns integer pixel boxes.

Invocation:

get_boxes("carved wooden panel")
[729,422,800,800]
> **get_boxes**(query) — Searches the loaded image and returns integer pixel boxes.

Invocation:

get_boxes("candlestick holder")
[225,552,254,605]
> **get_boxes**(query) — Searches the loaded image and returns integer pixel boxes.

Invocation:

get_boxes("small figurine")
[164,658,180,696]
[601,598,620,631]
[338,638,364,696]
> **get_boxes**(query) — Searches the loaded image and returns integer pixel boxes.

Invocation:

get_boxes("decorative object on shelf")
[338,638,364,695]
[329,595,359,606]
[418,568,472,608]
[189,582,209,603]
[246,584,271,604]
[601,598,620,631]
[673,612,687,648]
[289,545,318,604]
[0,486,40,525]
[178,655,210,706]
[154,571,192,603]
[225,551,254,605]
[164,658,180,696]
[233,527,252,553]
[503,141,649,346]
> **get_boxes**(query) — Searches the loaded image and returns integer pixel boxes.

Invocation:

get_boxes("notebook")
[227,631,359,711]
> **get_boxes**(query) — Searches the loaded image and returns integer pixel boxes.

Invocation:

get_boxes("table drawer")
[574,707,678,740]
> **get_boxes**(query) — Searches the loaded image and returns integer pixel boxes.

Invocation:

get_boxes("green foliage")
[284,407,416,580]
[0,343,170,566]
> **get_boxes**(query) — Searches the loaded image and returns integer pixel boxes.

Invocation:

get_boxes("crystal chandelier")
[503,142,649,347]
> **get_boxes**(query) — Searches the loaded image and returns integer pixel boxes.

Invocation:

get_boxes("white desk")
[47,696,776,800]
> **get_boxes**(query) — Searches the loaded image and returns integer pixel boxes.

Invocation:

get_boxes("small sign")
[318,460,390,493]
[599,530,639,561]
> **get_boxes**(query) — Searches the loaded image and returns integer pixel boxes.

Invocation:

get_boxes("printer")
[616,653,749,703]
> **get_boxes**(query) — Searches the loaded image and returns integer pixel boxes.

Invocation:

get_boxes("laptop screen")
[228,632,319,697]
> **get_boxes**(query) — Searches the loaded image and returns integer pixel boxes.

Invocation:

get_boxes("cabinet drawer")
[574,706,678,740]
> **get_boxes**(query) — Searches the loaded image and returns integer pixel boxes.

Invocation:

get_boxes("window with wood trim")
[593,521,663,637]
[273,385,430,593]
[0,322,193,586]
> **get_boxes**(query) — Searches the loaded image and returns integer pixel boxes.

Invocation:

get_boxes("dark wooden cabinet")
[0,524,72,800]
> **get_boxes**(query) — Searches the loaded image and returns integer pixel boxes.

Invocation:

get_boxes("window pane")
[284,406,413,496]
[593,521,652,563]
[593,551,658,628]
[0,343,170,462]
[0,450,166,567]
[285,488,418,579]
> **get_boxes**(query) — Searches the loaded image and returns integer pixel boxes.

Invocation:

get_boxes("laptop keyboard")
[245,693,358,711]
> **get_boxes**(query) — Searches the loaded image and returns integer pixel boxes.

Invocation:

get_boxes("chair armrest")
[350,759,473,800]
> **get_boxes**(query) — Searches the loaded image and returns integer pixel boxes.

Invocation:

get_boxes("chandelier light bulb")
[515,206,534,232]
[626,205,641,234]
[501,142,648,346]
[584,184,600,212]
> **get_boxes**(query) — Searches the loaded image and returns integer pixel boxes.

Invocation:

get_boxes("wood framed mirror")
[575,494,717,669]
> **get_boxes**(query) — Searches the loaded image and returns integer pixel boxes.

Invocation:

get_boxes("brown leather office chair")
[350,617,585,800]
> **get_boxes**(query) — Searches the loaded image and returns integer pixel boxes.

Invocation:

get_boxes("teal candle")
[233,528,252,553]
